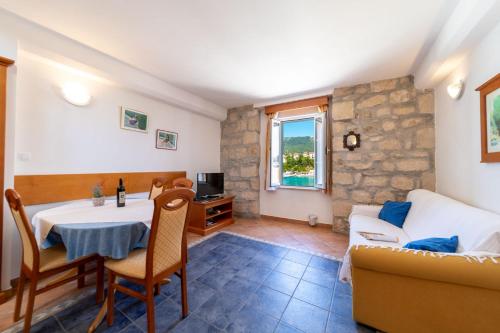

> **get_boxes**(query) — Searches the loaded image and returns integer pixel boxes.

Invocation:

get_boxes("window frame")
[270,112,326,191]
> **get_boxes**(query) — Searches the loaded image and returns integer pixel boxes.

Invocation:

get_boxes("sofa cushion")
[378,201,412,228]
[404,190,500,253]
[403,235,459,253]
[349,214,411,248]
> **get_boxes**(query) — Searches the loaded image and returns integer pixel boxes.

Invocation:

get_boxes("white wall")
[435,21,500,214]
[259,112,333,225]
[15,52,220,177]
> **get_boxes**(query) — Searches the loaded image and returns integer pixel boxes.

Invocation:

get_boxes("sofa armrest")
[350,205,382,219]
[351,246,500,291]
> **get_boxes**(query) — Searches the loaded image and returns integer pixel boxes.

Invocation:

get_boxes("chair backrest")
[149,177,167,200]
[146,188,194,278]
[5,189,39,271]
[172,177,193,189]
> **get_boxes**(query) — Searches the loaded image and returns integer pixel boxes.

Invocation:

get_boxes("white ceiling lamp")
[61,82,92,106]
[447,80,464,100]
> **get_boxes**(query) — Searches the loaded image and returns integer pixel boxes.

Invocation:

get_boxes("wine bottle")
[117,178,126,207]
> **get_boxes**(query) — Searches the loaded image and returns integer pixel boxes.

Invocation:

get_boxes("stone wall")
[331,75,435,233]
[220,105,260,217]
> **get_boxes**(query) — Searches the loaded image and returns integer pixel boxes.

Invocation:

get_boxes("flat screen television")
[196,173,224,199]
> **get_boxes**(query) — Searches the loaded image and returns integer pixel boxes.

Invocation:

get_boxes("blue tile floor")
[23,232,376,333]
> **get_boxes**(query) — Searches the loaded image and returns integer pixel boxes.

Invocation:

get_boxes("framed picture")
[156,129,178,150]
[121,107,148,133]
[476,74,500,163]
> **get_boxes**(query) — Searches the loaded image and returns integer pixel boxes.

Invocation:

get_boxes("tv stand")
[188,195,235,235]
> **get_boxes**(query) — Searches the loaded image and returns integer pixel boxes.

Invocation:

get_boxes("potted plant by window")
[92,184,105,207]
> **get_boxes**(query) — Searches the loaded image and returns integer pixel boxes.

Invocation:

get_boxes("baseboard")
[260,214,332,228]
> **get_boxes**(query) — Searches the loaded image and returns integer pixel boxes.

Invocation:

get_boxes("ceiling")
[0,0,457,108]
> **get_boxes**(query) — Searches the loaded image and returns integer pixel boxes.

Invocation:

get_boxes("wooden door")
[0,56,14,301]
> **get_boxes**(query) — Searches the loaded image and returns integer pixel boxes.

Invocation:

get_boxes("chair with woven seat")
[5,189,104,333]
[148,177,167,200]
[105,188,194,333]
[172,177,193,189]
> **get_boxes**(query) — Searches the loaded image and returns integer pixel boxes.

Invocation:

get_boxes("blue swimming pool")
[282,175,315,187]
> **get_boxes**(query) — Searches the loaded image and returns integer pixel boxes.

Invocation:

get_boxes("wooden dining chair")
[172,177,193,189]
[5,189,104,333]
[148,177,167,200]
[105,188,194,333]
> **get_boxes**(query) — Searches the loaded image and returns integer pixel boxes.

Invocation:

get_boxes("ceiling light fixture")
[61,82,92,106]
[447,80,464,100]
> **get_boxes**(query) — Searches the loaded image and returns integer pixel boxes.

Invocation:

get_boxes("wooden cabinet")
[188,196,235,235]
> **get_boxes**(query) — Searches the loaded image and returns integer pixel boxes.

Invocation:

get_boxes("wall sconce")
[447,80,464,100]
[61,82,92,106]
[343,131,361,151]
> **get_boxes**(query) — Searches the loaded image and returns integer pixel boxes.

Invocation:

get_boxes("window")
[270,112,326,189]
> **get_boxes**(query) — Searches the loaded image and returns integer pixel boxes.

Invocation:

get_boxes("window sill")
[275,186,322,191]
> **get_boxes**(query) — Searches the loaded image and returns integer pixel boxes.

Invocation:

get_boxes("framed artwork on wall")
[156,129,178,150]
[120,106,148,133]
[476,74,500,163]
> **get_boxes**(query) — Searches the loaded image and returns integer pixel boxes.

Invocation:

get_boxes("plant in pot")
[92,184,105,207]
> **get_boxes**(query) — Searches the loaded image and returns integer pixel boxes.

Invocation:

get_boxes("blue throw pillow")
[403,236,459,253]
[378,201,412,228]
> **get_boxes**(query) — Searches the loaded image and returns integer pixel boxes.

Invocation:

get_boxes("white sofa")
[340,189,500,282]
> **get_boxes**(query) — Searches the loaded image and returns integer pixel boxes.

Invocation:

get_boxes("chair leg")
[96,258,104,303]
[107,271,116,326]
[23,277,37,333]
[77,264,85,288]
[154,283,160,296]
[180,265,188,318]
[146,284,155,333]
[13,270,26,322]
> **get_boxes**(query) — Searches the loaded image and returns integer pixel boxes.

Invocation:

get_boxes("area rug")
[5,232,374,333]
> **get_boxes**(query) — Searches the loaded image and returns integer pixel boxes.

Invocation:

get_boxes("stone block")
[379,139,402,150]
[376,107,391,117]
[382,120,396,131]
[357,95,387,109]
[374,191,396,204]
[396,159,430,172]
[243,131,259,144]
[391,176,414,190]
[381,161,395,171]
[333,87,354,97]
[352,190,372,203]
[416,127,435,149]
[390,89,410,104]
[401,117,424,128]
[333,172,354,185]
[240,165,258,177]
[421,171,436,191]
[333,201,352,218]
[333,217,349,234]
[418,93,434,114]
[393,106,416,116]
[363,176,388,187]
[332,101,354,120]
[370,78,397,92]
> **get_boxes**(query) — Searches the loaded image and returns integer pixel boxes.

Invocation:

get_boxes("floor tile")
[260,244,289,258]
[161,275,182,298]
[197,249,230,266]
[116,323,143,333]
[197,265,239,290]
[308,256,340,273]
[334,280,352,296]
[275,259,307,278]
[331,293,353,318]
[219,254,251,271]
[222,276,260,301]
[282,298,329,333]
[325,314,376,333]
[171,280,216,312]
[170,314,222,333]
[55,295,102,332]
[285,250,313,265]
[248,252,282,269]
[302,266,336,289]
[116,291,165,321]
[134,299,182,332]
[187,260,214,282]
[215,243,242,254]
[293,280,333,310]
[22,316,65,333]
[225,304,279,333]
[194,292,245,330]
[233,246,261,260]
[236,263,272,283]
[275,321,305,333]
[245,286,291,319]
[262,271,300,295]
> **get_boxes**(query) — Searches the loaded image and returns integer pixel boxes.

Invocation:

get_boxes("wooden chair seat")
[105,249,148,279]
[38,244,69,272]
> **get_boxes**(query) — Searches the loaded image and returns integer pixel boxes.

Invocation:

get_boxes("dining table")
[31,197,156,332]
